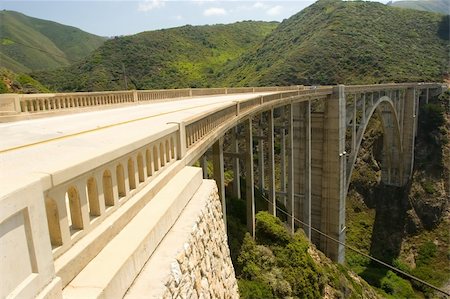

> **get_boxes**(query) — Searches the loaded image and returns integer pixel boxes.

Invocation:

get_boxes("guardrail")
[0,86,303,116]
[0,83,442,298]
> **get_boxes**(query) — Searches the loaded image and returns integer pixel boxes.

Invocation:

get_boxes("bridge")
[0,83,442,299]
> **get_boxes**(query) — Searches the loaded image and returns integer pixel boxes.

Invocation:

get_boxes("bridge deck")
[0,92,272,192]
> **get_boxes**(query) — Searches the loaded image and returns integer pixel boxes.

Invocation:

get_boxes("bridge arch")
[345,95,404,194]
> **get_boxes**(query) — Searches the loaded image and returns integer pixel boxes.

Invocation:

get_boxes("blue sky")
[1,0,387,37]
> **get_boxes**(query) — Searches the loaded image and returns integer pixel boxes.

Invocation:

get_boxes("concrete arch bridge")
[0,83,443,298]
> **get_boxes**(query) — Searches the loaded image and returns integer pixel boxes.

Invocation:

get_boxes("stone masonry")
[125,179,239,299]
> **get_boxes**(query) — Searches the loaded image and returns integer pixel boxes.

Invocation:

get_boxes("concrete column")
[352,96,357,154]
[286,104,295,232]
[257,118,265,191]
[267,109,276,216]
[200,154,208,179]
[304,100,312,239]
[280,107,286,205]
[320,85,346,263]
[244,118,255,237]
[401,88,417,183]
[213,137,226,229]
[231,126,241,199]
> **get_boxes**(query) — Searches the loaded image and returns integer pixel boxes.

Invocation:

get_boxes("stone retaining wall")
[125,180,239,299]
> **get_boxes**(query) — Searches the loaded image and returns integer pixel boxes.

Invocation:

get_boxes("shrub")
[380,271,416,298]
[255,211,291,246]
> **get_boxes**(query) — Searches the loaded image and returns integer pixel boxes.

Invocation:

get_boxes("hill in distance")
[387,0,450,14]
[33,21,278,92]
[0,10,106,73]
[220,0,449,87]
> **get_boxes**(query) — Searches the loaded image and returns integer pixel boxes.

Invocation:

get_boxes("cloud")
[192,0,216,5]
[267,5,283,16]
[203,7,227,16]
[253,2,270,10]
[173,15,183,20]
[138,0,165,12]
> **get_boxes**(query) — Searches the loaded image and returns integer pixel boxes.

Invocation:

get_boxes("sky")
[1,0,388,37]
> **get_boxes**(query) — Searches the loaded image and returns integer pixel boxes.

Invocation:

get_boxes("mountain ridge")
[0,10,106,73]
[219,0,449,86]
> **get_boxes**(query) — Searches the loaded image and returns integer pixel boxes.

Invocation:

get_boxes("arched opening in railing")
[170,137,175,159]
[153,146,159,172]
[45,197,62,247]
[165,140,170,163]
[128,158,136,190]
[86,177,101,217]
[66,186,83,231]
[137,153,145,183]
[116,164,126,198]
[159,143,165,167]
[146,149,152,176]
[102,170,115,207]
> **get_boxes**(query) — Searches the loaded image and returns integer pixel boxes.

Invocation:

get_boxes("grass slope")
[33,21,278,92]
[0,10,106,73]
[221,0,449,86]
[388,0,450,15]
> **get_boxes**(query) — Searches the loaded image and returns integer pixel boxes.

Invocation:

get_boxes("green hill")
[0,10,106,73]
[220,0,449,86]
[387,0,450,15]
[33,21,278,92]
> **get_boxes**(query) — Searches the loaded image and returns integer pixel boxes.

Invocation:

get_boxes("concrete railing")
[0,83,442,298]
[0,86,303,116]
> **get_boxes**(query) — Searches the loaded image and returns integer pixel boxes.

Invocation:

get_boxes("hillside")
[227,210,380,298]
[0,67,49,93]
[220,0,449,86]
[0,10,106,73]
[387,0,450,15]
[32,21,278,92]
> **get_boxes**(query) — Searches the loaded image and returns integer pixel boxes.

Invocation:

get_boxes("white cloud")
[192,0,216,6]
[267,5,282,16]
[253,2,270,10]
[173,15,183,20]
[203,7,227,16]
[138,0,165,12]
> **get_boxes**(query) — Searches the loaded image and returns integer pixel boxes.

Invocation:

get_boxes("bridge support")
[231,126,241,199]
[293,101,312,239]
[401,87,417,182]
[286,104,295,232]
[244,118,255,237]
[213,137,226,229]
[279,107,287,206]
[310,85,346,263]
[267,109,276,216]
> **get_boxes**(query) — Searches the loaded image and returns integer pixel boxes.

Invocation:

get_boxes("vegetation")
[227,205,380,298]
[220,0,449,86]
[0,67,50,93]
[32,21,278,92]
[387,0,450,15]
[0,10,106,73]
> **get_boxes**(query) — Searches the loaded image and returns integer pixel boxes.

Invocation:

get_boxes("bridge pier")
[231,126,241,199]
[309,85,346,263]
[267,109,276,216]
[286,104,295,232]
[293,100,312,239]
[244,118,256,237]
[213,137,226,230]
